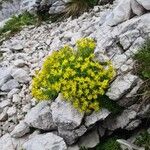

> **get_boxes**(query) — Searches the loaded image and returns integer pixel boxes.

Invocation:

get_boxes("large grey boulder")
[51,94,84,130]
[24,101,56,130]
[22,133,67,150]
[85,108,110,127]
[106,73,138,101]
[106,0,150,26]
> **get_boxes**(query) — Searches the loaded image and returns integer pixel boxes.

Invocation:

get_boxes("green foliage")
[64,0,98,17]
[95,138,121,150]
[0,11,37,39]
[134,39,150,103]
[134,130,150,150]
[134,39,150,79]
[100,95,123,115]
[32,38,115,112]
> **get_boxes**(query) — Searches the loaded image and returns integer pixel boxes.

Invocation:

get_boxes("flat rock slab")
[51,94,84,130]
[85,108,110,127]
[106,73,138,100]
[23,133,67,150]
[24,101,56,131]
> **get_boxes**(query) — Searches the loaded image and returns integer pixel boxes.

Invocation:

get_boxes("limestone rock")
[58,125,87,145]
[51,94,84,130]
[11,44,23,52]
[24,101,56,130]
[22,133,67,150]
[106,0,150,26]
[0,133,28,150]
[103,109,137,131]
[0,67,12,88]
[1,79,20,92]
[11,121,30,138]
[85,108,110,127]
[78,129,100,148]
[106,73,138,101]
[11,68,31,83]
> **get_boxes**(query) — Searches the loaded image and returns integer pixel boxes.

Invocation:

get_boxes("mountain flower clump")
[31,38,115,112]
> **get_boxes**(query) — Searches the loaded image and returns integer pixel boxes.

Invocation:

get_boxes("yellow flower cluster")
[31,38,115,112]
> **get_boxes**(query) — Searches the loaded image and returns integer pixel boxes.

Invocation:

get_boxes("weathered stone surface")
[24,101,56,130]
[23,133,67,150]
[11,68,31,83]
[106,0,150,26]
[58,125,87,145]
[0,100,11,109]
[78,129,100,148]
[0,67,12,88]
[103,109,137,131]
[125,119,141,130]
[11,121,30,138]
[0,133,28,150]
[117,139,145,150]
[85,108,110,127]
[51,94,84,130]
[106,73,138,100]
[7,106,17,117]
[11,44,24,52]
[1,79,20,92]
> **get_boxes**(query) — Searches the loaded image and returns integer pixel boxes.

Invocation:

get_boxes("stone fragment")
[24,101,56,130]
[11,121,30,138]
[1,79,20,92]
[78,129,100,148]
[0,67,12,88]
[11,44,23,51]
[13,59,26,67]
[85,108,110,127]
[0,110,8,121]
[51,94,84,130]
[58,125,87,145]
[125,119,141,130]
[7,106,17,117]
[7,88,20,99]
[0,100,11,108]
[11,68,31,83]
[103,109,137,131]
[22,133,67,150]
[106,73,138,100]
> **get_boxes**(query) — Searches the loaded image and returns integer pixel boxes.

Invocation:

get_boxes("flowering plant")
[31,38,115,112]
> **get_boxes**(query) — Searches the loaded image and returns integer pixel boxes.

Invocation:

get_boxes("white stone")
[24,101,56,130]
[78,129,99,148]
[11,68,31,83]
[0,67,12,88]
[51,94,84,130]
[7,88,20,99]
[0,100,11,108]
[22,133,67,150]
[13,59,26,67]
[85,108,110,127]
[12,94,21,103]
[106,73,138,100]
[11,44,23,51]
[7,106,17,117]
[11,121,30,138]
[1,79,20,92]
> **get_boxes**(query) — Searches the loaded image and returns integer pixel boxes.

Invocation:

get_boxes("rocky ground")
[0,0,150,150]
